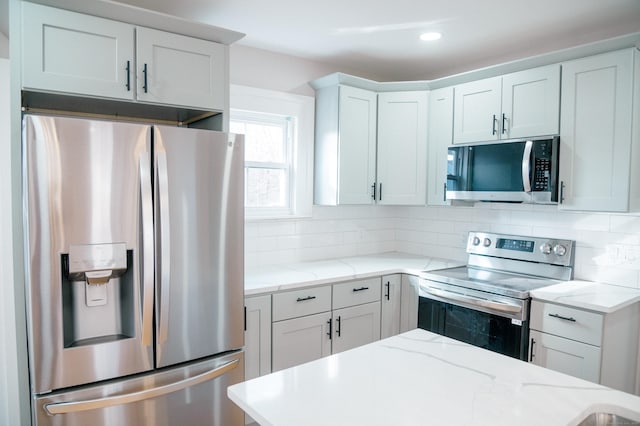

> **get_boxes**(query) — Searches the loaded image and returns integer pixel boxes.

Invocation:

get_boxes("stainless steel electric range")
[418,231,575,360]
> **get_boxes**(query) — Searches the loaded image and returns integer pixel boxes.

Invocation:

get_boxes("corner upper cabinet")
[376,91,428,205]
[558,48,640,212]
[22,2,135,101]
[314,85,377,205]
[136,27,226,111]
[452,64,560,144]
[22,2,227,111]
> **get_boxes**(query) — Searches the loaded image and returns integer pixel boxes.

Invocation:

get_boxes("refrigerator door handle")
[157,151,171,344]
[44,358,240,415]
[139,155,154,347]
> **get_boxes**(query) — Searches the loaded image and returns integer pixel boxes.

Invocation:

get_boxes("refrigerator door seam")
[156,151,171,345]
[43,358,240,415]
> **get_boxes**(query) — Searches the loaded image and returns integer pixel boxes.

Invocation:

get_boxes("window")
[230,85,314,219]
[230,112,293,210]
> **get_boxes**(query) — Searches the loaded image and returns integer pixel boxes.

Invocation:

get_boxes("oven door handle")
[423,287,522,314]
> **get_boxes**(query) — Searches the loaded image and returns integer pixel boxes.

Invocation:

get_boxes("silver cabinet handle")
[529,338,536,362]
[502,113,507,135]
[157,151,171,344]
[139,154,154,347]
[423,287,521,314]
[44,359,239,415]
[492,114,497,135]
[560,181,565,204]
[522,140,533,193]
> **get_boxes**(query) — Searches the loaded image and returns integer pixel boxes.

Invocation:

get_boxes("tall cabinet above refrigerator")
[23,114,245,426]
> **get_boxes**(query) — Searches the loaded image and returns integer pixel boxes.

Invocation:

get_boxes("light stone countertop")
[530,280,640,313]
[228,328,640,426]
[244,252,463,296]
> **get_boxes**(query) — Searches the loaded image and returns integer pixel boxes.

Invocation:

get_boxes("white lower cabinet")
[271,277,382,371]
[529,329,601,384]
[244,295,272,380]
[272,312,332,372]
[529,300,640,393]
[243,295,272,425]
[381,274,402,339]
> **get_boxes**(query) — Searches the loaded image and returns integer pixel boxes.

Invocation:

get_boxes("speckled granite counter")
[228,328,640,426]
[244,252,463,296]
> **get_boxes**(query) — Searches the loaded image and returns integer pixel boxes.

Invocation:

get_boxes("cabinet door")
[529,330,601,384]
[380,275,402,339]
[376,91,428,205]
[244,296,271,381]
[427,87,454,206]
[559,49,635,211]
[332,302,381,354]
[501,64,560,139]
[272,312,331,372]
[337,86,378,204]
[400,275,419,333]
[22,2,134,100]
[136,27,227,111]
[453,77,501,144]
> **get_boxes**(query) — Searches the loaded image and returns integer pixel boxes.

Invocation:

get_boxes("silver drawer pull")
[352,286,369,292]
[548,313,576,322]
[296,296,316,302]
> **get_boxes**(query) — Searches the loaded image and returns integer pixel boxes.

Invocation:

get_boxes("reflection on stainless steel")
[23,115,244,425]
[577,412,640,426]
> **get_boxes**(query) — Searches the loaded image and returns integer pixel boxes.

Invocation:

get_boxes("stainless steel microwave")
[445,136,559,204]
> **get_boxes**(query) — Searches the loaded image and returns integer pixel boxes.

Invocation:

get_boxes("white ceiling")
[3,0,640,80]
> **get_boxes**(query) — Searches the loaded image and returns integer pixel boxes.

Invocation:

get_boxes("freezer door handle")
[157,151,171,344]
[139,155,154,346]
[44,358,240,415]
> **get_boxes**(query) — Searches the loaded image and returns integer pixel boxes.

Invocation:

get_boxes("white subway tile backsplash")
[245,203,640,287]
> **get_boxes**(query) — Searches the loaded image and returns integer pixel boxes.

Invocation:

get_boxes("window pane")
[243,122,286,163]
[246,168,288,208]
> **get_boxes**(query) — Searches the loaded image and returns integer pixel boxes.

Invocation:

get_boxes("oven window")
[418,297,528,360]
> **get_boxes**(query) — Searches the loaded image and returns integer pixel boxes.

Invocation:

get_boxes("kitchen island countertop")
[228,329,640,426]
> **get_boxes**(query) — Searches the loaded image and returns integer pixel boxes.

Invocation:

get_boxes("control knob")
[540,243,552,255]
[483,238,492,247]
[553,244,567,256]
[472,236,481,246]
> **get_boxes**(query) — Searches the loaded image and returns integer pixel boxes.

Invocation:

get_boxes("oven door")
[418,279,529,360]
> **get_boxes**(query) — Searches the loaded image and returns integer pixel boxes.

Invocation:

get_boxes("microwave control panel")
[532,141,553,191]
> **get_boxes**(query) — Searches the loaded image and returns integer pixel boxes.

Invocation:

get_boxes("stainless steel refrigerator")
[22,114,245,426]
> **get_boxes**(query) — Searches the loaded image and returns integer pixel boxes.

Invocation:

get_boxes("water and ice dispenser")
[62,243,135,347]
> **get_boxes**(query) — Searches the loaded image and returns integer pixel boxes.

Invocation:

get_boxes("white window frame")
[230,84,314,219]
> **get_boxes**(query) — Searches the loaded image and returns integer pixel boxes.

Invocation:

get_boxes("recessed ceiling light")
[420,32,442,41]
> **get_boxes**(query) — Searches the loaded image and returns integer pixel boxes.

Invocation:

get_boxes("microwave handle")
[522,140,533,193]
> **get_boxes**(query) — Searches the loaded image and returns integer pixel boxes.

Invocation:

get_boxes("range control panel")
[467,231,575,266]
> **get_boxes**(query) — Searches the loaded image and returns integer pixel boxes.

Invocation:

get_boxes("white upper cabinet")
[313,84,428,206]
[22,2,227,111]
[453,64,560,144]
[427,86,454,206]
[501,65,560,139]
[314,85,377,205]
[558,48,639,212]
[376,91,428,205]
[136,27,226,111]
[453,77,501,143]
[22,2,135,101]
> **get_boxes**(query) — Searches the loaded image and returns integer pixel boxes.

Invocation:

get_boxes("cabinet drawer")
[272,286,331,322]
[530,301,603,346]
[333,278,381,310]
